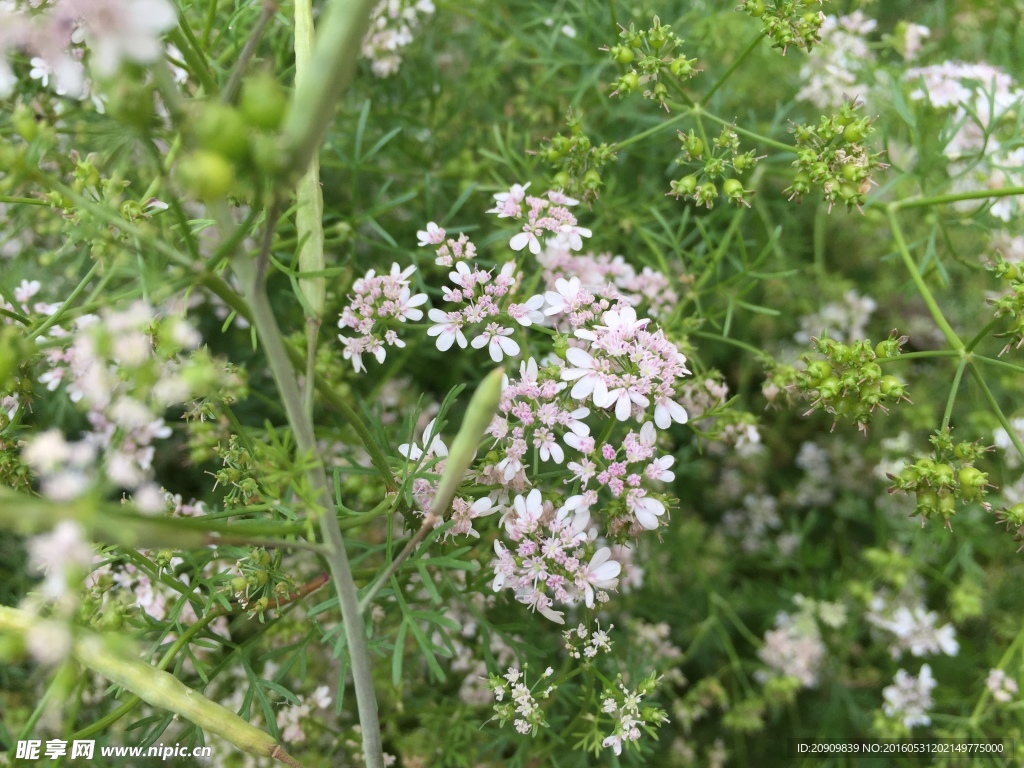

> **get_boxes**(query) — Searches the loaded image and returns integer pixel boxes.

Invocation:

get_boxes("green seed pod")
[193,103,250,162]
[428,367,505,518]
[240,73,289,132]
[176,150,235,201]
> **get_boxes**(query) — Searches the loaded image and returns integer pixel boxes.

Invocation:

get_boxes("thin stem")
[975,354,1024,376]
[701,31,766,103]
[168,25,217,95]
[612,109,690,151]
[280,0,378,178]
[222,1,279,103]
[941,355,967,431]
[969,362,1024,463]
[231,242,384,767]
[0,195,50,206]
[965,317,1001,353]
[876,349,962,364]
[886,206,963,351]
[698,108,793,153]
[358,518,435,614]
[892,186,1024,211]
[26,261,100,341]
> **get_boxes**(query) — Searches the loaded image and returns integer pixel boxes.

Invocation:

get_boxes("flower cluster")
[276,685,333,743]
[29,302,208,505]
[670,126,760,208]
[740,0,827,55]
[361,0,435,78]
[904,61,1024,221]
[337,263,427,372]
[986,669,1019,704]
[785,102,889,210]
[536,241,679,319]
[866,591,959,659]
[755,595,844,688]
[563,620,614,660]
[487,665,553,736]
[491,489,621,623]
[604,16,699,110]
[791,332,910,433]
[887,430,991,528]
[488,184,592,256]
[0,0,177,100]
[599,675,667,757]
[540,112,618,204]
[882,664,936,729]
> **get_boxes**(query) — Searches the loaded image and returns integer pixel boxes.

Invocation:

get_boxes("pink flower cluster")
[0,0,177,100]
[488,184,592,255]
[537,242,679,318]
[491,489,621,624]
[425,259,542,362]
[337,263,427,372]
[559,303,690,428]
[484,358,591,489]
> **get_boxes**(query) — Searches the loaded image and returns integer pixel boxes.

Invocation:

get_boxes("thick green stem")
[886,206,963,351]
[280,0,378,178]
[231,252,384,768]
[0,606,299,766]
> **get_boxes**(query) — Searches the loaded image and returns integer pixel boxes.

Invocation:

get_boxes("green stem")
[168,25,218,95]
[612,109,690,151]
[280,0,378,178]
[975,354,1024,376]
[698,108,793,153]
[231,246,384,767]
[26,261,101,341]
[701,31,766,103]
[876,349,961,364]
[965,318,1001,353]
[968,362,1024,462]
[886,206,963,351]
[222,1,278,103]
[0,195,50,206]
[941,356,967,431]
[892,186,1024,211]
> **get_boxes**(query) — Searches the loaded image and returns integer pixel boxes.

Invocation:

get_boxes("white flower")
[75,0,180,77]
[561,347,608,402]
[580,547,621,607]
[544,276,585,316]
[653,396,688,429]
[398,418,448,461]
[427,308,468,351]
[628,489,665,530]
[882,664,936,729]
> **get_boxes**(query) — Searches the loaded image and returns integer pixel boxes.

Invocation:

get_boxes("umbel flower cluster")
[339,185,693,627]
